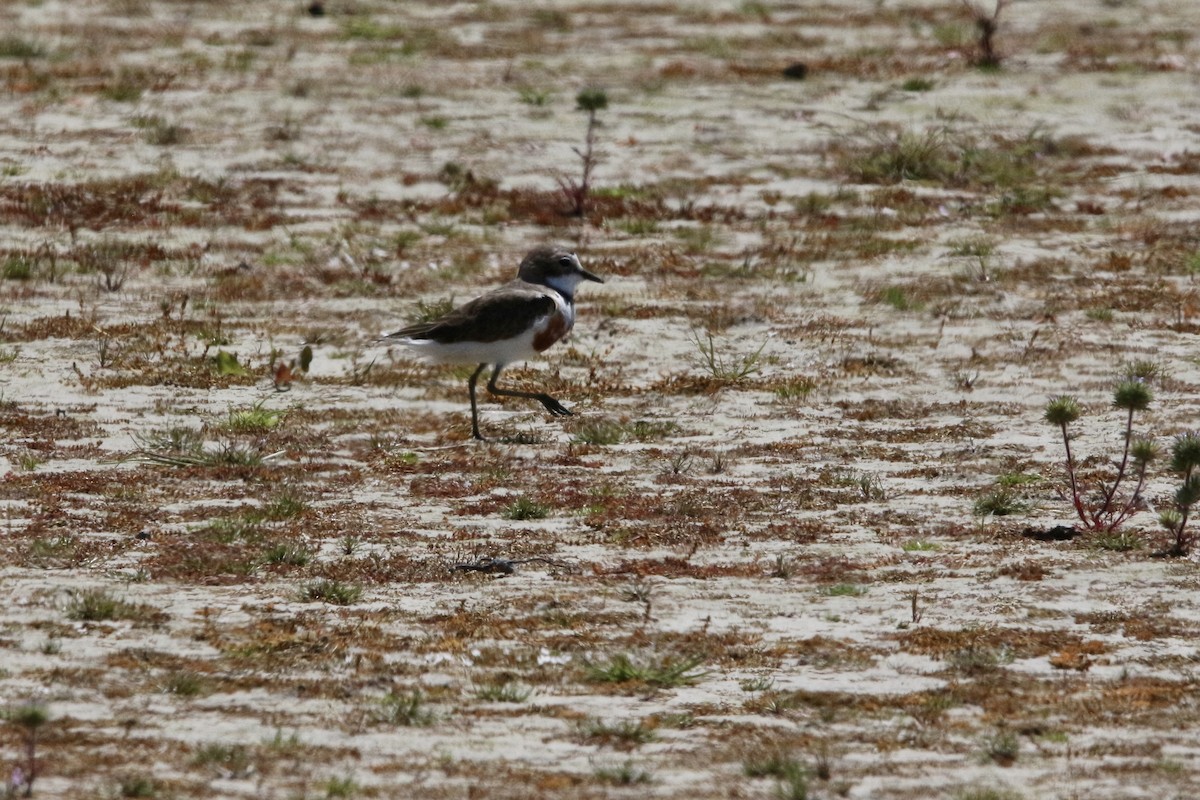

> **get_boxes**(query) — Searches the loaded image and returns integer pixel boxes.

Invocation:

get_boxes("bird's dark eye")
[558,255,573,266]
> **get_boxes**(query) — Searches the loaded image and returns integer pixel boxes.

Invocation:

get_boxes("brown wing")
[386,287,556,344]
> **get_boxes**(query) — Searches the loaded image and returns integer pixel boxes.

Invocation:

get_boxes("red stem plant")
[558,88,608,217]
[1044,380,1156,534]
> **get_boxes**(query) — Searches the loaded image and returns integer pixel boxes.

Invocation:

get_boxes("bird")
[383,245,604,441]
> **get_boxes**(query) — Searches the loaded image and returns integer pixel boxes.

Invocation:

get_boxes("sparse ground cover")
[2,1,1200,798]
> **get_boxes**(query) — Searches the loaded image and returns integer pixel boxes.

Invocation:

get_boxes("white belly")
[397,327,544,366]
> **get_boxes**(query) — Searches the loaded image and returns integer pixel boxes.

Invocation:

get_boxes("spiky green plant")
[558,87,608,216]
[1159,432,1200,556]
[1044,381,1155,533]
[582,653,707,688]
[5,702,48,797]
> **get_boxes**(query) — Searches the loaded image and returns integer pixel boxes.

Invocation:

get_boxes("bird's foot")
[538,395,573,417]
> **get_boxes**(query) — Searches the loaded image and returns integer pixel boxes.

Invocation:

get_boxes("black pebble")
[1020,525,1077,542]
[782,62,808,80]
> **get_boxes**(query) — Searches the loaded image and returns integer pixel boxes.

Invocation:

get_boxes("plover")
[384,246,603,440]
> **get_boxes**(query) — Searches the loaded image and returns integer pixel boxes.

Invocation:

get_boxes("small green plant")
[375,689,433,726]
[579,718,657,747]
[203,516,263,545]
[739,676,775,692]
[5,702,48,797]
[129,428,265,469]
[1158,432,1200,556]
[823,583,867,597]
[193,742,253,775]
[341,16,405,41]
[323,775,359,798]
[878,286,920,311]
[629,420,679,442]
[474,681,532,703]
[613,216,659,235]
[777,768,809,800]
[410,296,456,325]
[517,86,553,107]
[572,418,627,445]
[558,87,608,216]
[901,77,935,91]
[843,127,957,184]
[504,495,549,520]
[264,543,312,567]
[224,48,256,72]
[65,588,155,622]
[744,751,808,799]
[163,670,207,697]
[101,68,148,102]
[263,728,302,754]
[996,472,1040,488]
[299,579,362,605]
[263,491,307,520]
[774,377,816,402]
[3,256,34,280]
[0,36,46,59]
[594,760,653,785]
[947,236,996,257]
[973,487,1031,518]
[981,728,1019,765]
[688,329,765,383]
[133,426,205,459]
[28,536,75,563]
[117,775,158,797]
[948,643,1011,675]
[583,653,707,689]
[225,400,284,432]
[1092,530,1142,552]
[1044,380,1156,533]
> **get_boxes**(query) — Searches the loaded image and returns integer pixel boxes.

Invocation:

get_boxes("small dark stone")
[307,2,324,16]
[1021,525,1078,542]
[136,530,152,540]
[453,557,515,575]
[782,62,809,80]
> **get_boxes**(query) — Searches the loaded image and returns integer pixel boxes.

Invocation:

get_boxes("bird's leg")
[487,365,572,417]
[468,362,489,440]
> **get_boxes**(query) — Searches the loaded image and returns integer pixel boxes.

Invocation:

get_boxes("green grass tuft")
[504,495,549,520]
[299,579,362,605]
[583,653,707,688]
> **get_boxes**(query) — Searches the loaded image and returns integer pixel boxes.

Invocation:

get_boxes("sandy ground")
[3,1,1200,798]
